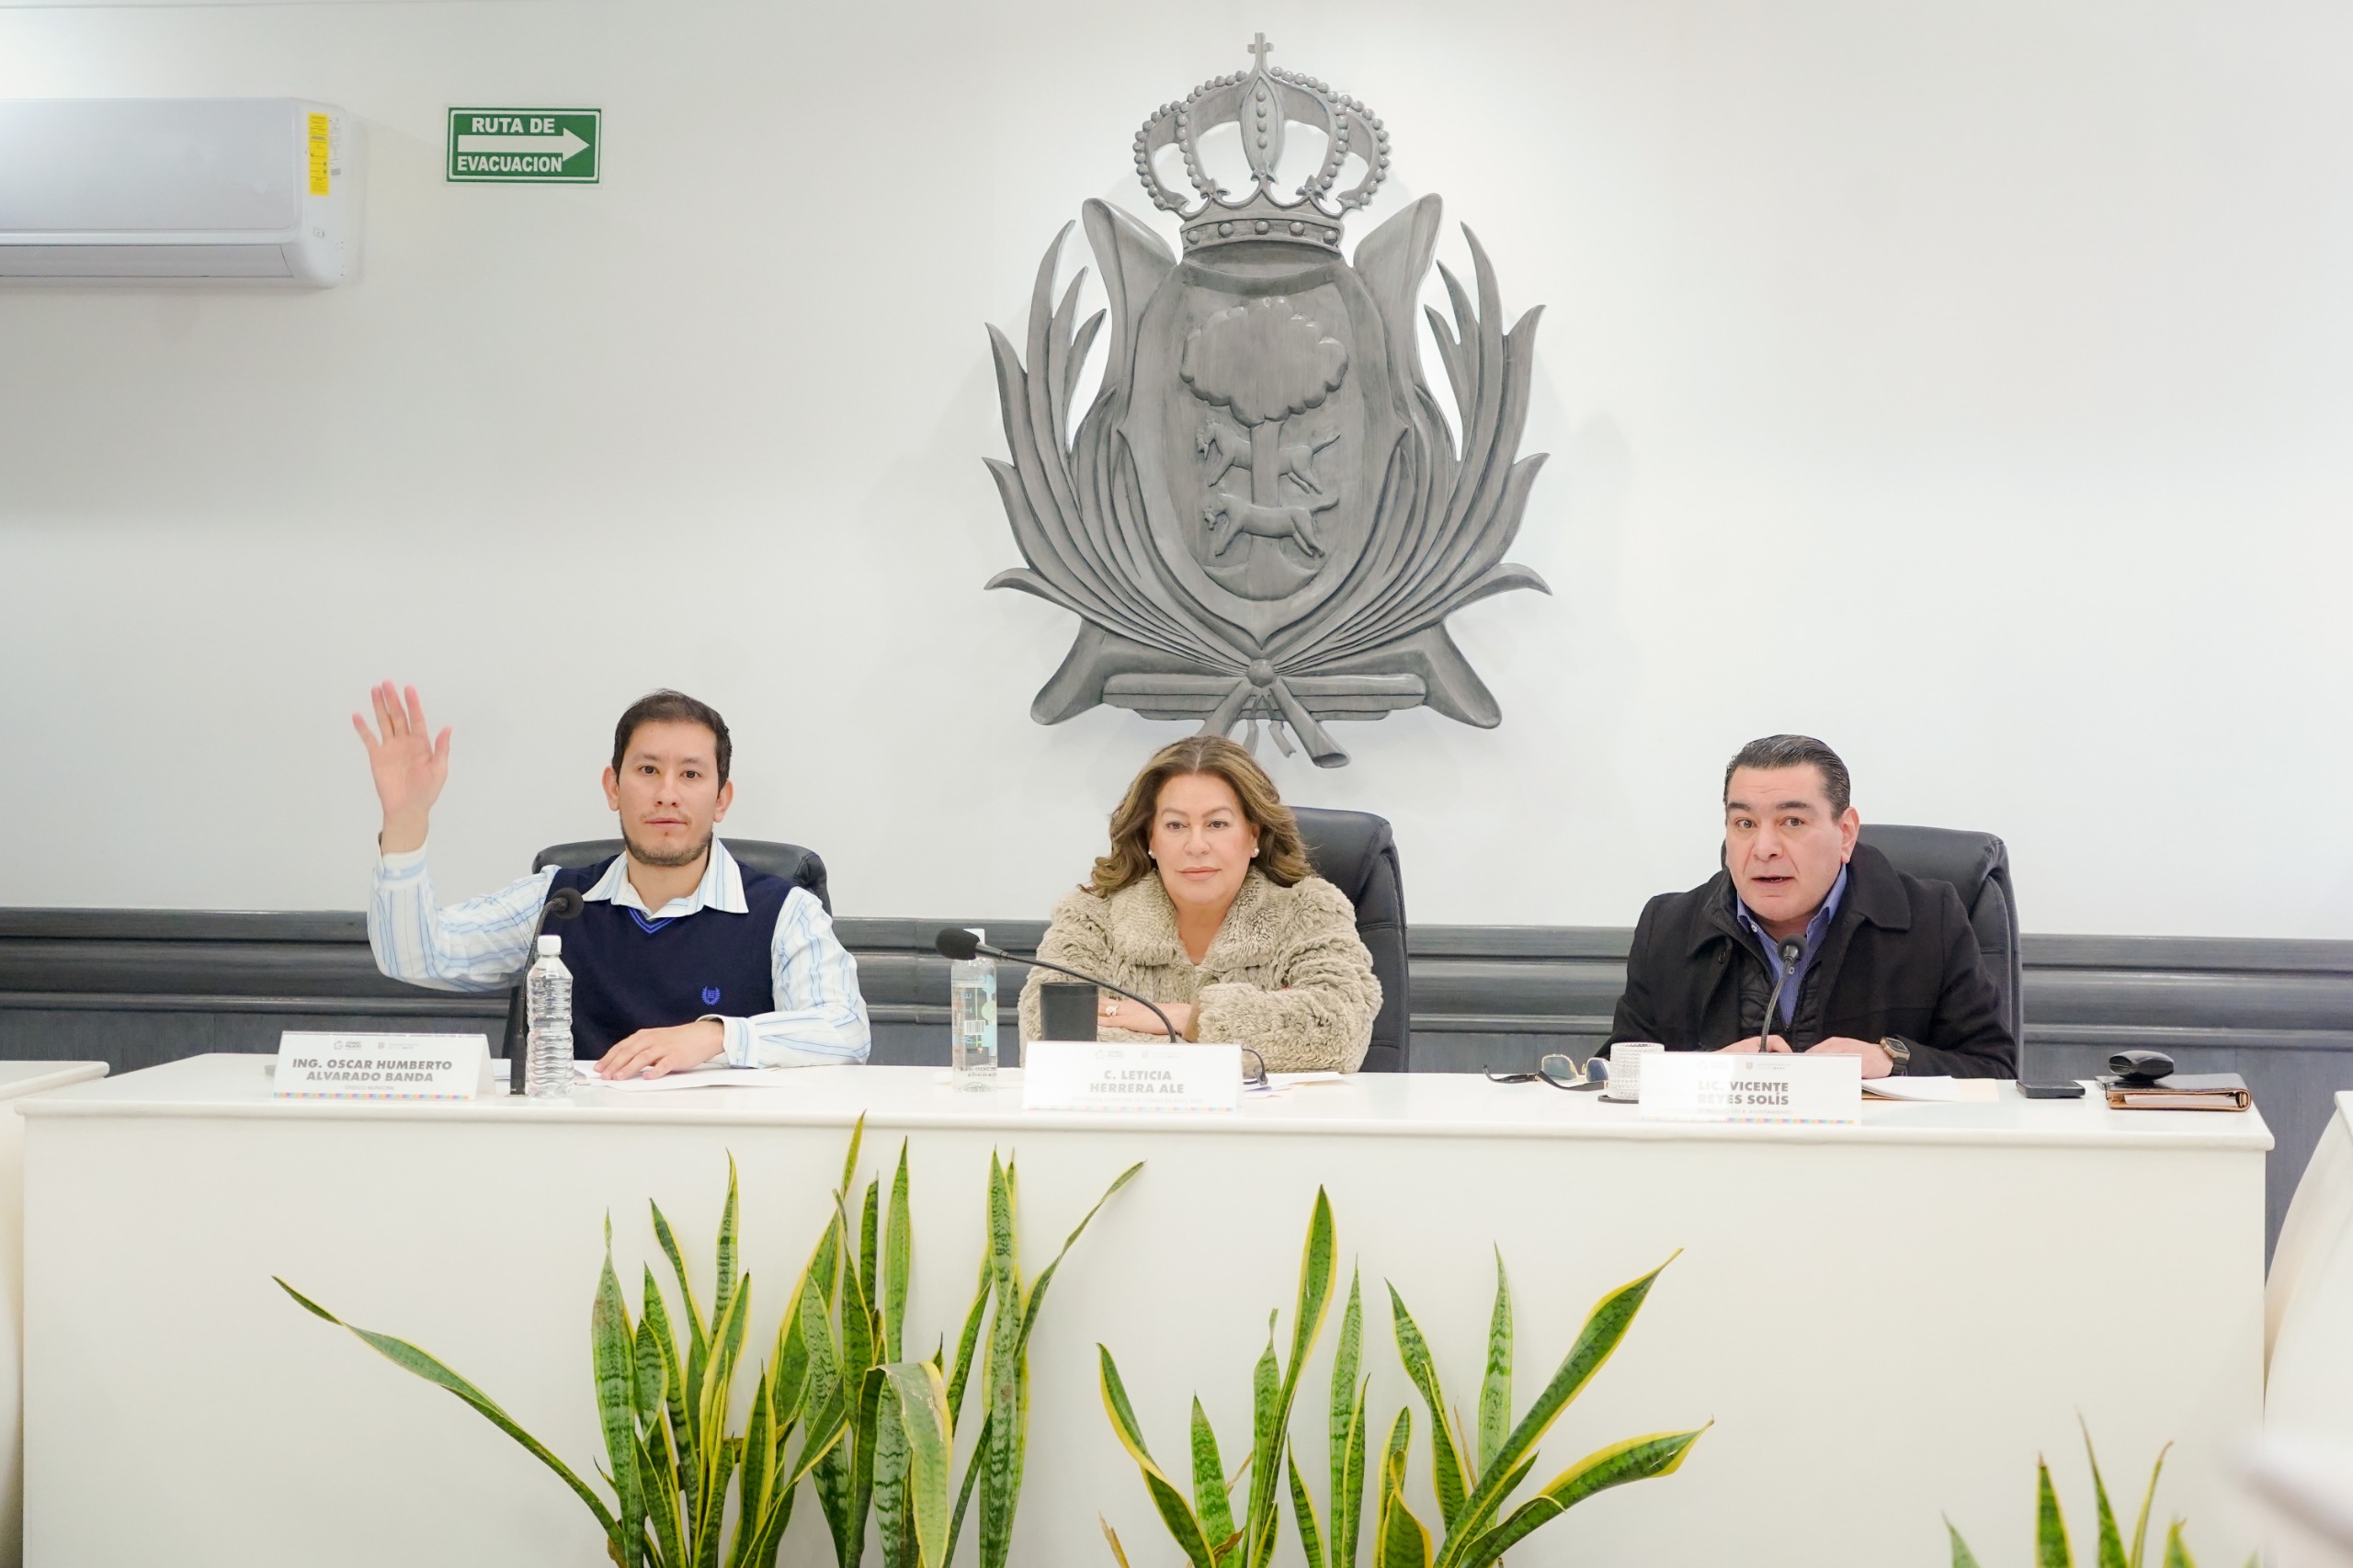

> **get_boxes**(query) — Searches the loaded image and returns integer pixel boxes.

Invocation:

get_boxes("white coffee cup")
[1602,1041,1665,1102]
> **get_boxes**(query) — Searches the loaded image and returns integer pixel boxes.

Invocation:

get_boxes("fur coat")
[1016,869,1381,1073]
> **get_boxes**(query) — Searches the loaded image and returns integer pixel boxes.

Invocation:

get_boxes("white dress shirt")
[368,838,870,1068]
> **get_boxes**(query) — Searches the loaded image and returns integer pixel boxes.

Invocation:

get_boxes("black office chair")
[1290,807,1409,1074]
[499,838,831,1058]
[1857,824,2022,1049]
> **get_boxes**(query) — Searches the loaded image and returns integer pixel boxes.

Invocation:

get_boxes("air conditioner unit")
[0,98,351,285]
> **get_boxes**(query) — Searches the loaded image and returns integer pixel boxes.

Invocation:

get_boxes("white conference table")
[0,1062,105,1568]
[2263,1091,2353,1567]
[19,1057,2269,1567]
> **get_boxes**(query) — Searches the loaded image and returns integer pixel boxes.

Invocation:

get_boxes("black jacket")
[1608,842,2017,1077]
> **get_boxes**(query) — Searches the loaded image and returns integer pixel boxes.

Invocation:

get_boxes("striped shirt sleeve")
[710,887,872,1067]
[368,846,556,994]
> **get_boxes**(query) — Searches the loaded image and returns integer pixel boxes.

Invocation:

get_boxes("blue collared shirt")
[368,837,870,1068]
[1733,865,1850,1029]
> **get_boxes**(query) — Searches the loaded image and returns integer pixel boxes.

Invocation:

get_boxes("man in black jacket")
[1608,734,2015,1078]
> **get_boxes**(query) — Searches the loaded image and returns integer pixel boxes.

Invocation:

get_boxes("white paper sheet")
[1861,1076,2000,1104]
[573,1062,805,1094]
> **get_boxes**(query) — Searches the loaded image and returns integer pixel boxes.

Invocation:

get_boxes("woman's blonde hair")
[1086,736,1315,897]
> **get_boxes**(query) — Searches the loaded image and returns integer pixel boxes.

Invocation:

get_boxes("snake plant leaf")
[1330,1267,1363,1537]
[1246,1189,1336,1565]
[1191,1397,1238,1547]
[1376,1410,1430,1568]
[726,1367,778,1568]
[767,1290,812,1438]
[1433,1254,1677,1568]
[1388,1284,1469,1531]
[1099,1345,1219,1568]
[652,1200,710,1419]
[882,1362,954,1568]
[632,1288,667,1429]
[690,1281,752,1568]
[1101,1516,1134,1568]
[2159,1521,2192,1568]
[839,1113,867,1198]
[699,1276,753,1511]
[2129,1445,2171,1568]
[699,1442,740,1568]
[1015,1161,1144,1353]
[1448,1450,1538,1551]
[945,1254,991,1429]
[2039,1457,2075,1568]
[1947,1518,1984,1568]
[592,1231,649,1567]
[2083,1421,2128,1568]
[883,1142,913,1367]
[1244,1316,1281,1565]
[640,1422,688,1568]
[978,1152,1025,1568]
[642,1267,693,1507]
[946,1409,989,1562]
[713,1155,742,1339]
[1475,1251,1511,1483]
[870,1370,912,1568]
[1336,1379,1370,1568]
[274,1277,620,1538]
[1288,1449,1327,1568]
[835,1365,886,1568]
[859,1178,882,1334]
[1449,1426,1709,1568]
[835,1187,878,1399]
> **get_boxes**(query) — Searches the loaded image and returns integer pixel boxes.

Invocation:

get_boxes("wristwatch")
[1879,1036,1914,1075]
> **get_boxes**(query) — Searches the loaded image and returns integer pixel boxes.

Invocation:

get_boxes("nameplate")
[273,1032,488,1101]
[1020,1040,1242,1113]
[1638,1052,1862,1124]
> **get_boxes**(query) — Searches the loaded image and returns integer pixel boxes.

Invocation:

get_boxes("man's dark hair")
[1722,734,1851,817]
[612,690,732,785]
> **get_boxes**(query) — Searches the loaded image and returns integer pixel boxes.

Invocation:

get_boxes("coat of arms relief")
[985,38,1549,767]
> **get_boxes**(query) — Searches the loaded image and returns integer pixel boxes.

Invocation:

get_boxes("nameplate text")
[274,1032,489,1101]
[1021,1040,1242,1113]
[1638,1052,1863,1124]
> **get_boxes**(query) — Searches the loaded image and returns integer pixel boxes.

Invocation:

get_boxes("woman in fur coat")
[1017,735,1381,1073]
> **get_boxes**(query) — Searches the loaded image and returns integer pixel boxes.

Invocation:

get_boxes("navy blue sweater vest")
[544,858,794,1058]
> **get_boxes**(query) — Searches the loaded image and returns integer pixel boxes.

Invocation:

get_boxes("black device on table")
[2019,1050,2176,1102]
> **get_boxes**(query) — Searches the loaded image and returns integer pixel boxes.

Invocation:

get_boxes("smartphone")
[2018,1081,2086,1099]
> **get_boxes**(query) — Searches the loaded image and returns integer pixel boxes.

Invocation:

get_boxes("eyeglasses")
[1484,1052,1607,1091]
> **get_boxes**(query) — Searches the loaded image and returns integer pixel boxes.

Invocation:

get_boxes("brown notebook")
[2103,1073,2251,1111]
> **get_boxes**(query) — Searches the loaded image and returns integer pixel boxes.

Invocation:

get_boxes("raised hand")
[351,681,451,854]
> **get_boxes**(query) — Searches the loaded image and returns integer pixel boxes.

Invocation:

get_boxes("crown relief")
[1131,33,1392,254]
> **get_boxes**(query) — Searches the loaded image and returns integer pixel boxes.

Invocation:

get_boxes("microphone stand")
[1756,936,1805,1055]
[982,945,1183,1045]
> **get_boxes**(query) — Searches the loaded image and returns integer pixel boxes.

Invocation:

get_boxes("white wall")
[2,0,2348,937]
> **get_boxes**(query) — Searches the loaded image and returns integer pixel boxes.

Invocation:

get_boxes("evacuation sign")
[446,108,600,183]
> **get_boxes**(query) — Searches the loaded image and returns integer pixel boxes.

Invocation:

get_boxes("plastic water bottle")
[950,927,997,1090]
[525,934,574,1100]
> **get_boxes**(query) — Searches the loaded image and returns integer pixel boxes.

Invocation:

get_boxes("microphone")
[510,886,587,1094]
[933,927,1181,1044]
[1757,936,1804,1053]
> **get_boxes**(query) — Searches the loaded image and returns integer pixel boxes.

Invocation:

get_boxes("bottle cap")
[537,935,562,956]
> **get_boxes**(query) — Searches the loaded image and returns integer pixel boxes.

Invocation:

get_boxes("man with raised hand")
[355,682,869,1078]
[1608,733,2014,1078]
